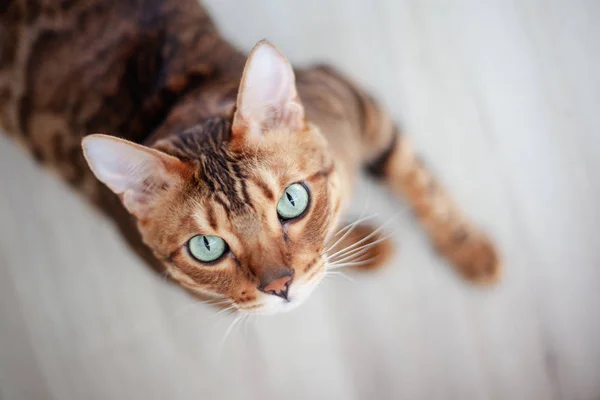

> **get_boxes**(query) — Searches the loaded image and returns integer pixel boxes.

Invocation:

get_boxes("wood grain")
[1,0,599,399]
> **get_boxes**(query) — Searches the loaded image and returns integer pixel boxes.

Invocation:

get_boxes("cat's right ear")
[82,134,188,219]
[231,40,305,145]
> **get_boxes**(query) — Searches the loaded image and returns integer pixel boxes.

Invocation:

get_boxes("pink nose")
[260,273,293,300]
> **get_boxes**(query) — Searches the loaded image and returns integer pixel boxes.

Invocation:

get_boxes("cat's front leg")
[370,135,501,284]
[320,66,501,284]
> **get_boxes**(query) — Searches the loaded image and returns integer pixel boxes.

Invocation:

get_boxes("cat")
[0,0,500,315]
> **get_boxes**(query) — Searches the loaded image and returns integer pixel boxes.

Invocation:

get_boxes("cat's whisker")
[329,244,373,265]
[333,212,378,240]
[112,297,232,345]
[220,313,245,348]
[204,298,232,306]
[324,270,356,283]
[214,306,240,328]
[328,256,380,270]
[323,188,374,253]
[328,214,414,267]
[328,250,379,268]
[326,224,386,261]
[328,254,379,269]
[237,314,250,337]
[242,313,254,336]
[173,297,232,318]
[324,215,373,253]
[320,272,337,284]
[326,185,373,241]
[327,193,372,240]
[330,247,380,264]
[208,303,238,320]
[322,213,378,256]
[325,210,406,261]
[328,232,394,265]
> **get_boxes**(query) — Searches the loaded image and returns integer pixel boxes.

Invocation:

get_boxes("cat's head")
[82,41,343,314]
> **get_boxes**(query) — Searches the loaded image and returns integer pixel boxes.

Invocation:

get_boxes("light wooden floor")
[1,0,599,399]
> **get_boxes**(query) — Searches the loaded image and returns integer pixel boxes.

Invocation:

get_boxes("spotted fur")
[0,0,500,315]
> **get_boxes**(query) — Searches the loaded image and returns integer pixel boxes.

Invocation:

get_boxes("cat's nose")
[259,270,294,301]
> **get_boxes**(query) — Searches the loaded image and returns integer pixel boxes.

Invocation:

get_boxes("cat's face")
[149,120,340,314]
[83,41,342,314]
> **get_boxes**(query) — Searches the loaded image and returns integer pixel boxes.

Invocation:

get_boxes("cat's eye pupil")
[286,191,295,206]
[188,235,227,263]
[277,183,310,220]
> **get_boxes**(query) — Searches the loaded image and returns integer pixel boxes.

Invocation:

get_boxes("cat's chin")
[237,266,325,316]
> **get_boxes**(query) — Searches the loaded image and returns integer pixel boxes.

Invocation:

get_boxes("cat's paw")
[443,230,502,285]
[327,223,395,272]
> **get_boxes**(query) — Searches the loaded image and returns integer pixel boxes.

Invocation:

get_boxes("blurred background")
[1,0,599,399]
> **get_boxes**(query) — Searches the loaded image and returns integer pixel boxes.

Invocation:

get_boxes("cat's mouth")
[236,263,326,315]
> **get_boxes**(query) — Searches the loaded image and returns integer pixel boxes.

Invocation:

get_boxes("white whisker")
[329,245,372,265]
[174,298,231,318]
[326,207,374,243]
[326,224,383,260]
[242,314,254,336]
[329,252,375,269]
[323,187,373,252]
[323,213,378,256]
[208,304,238,319]
[328,256,379,270]
[221,313,244,348]
[325,271,356,282]
[329,232,394,265]
[326,210,406,261]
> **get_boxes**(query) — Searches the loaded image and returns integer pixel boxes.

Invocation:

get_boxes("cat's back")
[0,0,242,144]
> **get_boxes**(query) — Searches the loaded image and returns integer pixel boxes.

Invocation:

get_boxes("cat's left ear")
[232,40,305,142]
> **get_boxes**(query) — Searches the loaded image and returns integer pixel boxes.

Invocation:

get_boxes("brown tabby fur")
[0,0,500,314]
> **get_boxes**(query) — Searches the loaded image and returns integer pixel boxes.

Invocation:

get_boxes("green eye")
[188,235,228,263]
[277,183,310,220]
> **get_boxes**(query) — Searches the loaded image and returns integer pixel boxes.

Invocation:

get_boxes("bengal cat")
[0,0,500,315]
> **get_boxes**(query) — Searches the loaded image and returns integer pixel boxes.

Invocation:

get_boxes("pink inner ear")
[233,41,305,138]
[121,178,166,217]
[82,134,183,218]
